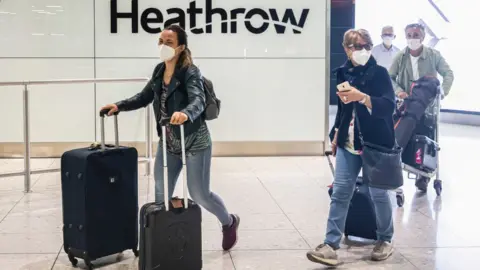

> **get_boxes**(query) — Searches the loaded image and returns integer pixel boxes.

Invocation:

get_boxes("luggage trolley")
[395,90,443,207]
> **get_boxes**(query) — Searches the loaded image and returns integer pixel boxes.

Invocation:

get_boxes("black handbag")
[354,106,404,190]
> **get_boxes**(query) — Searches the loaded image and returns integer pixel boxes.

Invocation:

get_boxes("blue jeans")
[325,147,394,249]
[154,144,232,226]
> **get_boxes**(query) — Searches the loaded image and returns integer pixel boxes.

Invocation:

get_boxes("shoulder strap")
[353,105,364,145]
[355,104,399,150]
[351,64,376,146]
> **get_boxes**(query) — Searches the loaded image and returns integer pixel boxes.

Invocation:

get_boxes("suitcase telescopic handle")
[99,109,120,150]
[160,117,188,211]
[325,151,335,177]
[160,116,171,126]
[99,108,119,118]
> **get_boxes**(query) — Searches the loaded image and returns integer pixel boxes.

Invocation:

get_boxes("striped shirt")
[160,81,211,155]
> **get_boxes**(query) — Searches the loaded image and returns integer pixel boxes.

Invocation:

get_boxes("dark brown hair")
[164,24,193,68]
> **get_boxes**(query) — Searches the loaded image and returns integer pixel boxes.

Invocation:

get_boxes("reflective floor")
[0,123,479,269]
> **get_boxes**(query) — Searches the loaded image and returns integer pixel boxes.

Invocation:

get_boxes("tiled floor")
[0,123,479,269]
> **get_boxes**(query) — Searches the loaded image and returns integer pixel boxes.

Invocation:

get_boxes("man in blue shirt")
[371,26,400,70]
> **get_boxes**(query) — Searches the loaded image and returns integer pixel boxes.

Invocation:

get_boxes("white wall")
[0,0,327,144]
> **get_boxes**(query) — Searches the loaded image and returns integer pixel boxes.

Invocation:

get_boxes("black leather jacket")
[116,63,206,138]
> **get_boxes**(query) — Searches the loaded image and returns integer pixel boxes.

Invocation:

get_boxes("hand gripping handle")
[99,109,120,149]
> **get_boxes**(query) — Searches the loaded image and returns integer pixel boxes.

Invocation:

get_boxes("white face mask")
[407,39,422,51]
[351,49,371,66]
[383,36,393,46]
[158,45,176,62]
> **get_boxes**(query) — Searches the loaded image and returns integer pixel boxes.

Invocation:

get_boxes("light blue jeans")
[154,144,232,226]
[325,147,394,249]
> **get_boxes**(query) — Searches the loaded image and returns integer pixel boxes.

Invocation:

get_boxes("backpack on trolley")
[394,76,443,196]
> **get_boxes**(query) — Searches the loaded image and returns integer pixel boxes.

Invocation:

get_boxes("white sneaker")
[306,244,340,266]
[371,241,394,261]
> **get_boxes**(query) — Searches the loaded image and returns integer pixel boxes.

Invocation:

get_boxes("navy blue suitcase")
[325,151,377,240]
[61,111,139,269]
[139,120,202,270]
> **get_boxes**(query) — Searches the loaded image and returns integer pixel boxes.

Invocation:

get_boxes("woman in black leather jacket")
[100,25,240,251]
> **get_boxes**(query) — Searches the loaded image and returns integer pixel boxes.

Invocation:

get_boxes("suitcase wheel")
[84,258,94,270]
[434,180,442,196]
[67,253,78,267]
[396,193,405,207]
[132,248,139,257]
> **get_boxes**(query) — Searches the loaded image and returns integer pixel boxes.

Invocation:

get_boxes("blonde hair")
[342,29,373,48]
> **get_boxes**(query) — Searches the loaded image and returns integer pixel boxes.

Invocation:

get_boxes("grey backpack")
[202,76,221,121]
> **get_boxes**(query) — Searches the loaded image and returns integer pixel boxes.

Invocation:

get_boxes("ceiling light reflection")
[37,11,56,15]
[0,11,17,15]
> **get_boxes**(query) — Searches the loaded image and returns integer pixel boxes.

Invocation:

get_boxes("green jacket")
[389,46,454,96]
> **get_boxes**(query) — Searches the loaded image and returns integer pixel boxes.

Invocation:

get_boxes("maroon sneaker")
[222,214,240,251]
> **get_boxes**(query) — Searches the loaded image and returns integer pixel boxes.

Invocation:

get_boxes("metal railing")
[0,78,153,193]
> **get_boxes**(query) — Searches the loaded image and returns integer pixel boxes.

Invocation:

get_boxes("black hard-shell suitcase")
[61,111,139,269]
[139,119,202,270]
[325,151,377,240]
[402,134,439,173]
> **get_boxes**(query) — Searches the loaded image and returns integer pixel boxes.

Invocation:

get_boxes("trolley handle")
[160,116,188,211]
[160,117,171,126]
[325,151,335,177]
[99,109,119,117]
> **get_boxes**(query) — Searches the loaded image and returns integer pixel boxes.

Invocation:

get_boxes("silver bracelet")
[359,94,368,105]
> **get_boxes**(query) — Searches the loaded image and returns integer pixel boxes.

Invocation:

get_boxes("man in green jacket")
[390,23,454,98]
[389,23,454,191]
